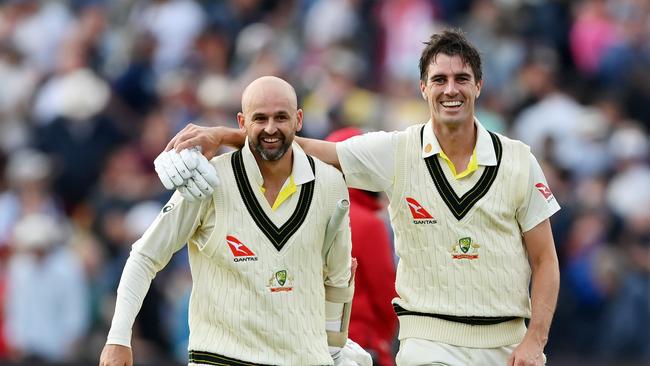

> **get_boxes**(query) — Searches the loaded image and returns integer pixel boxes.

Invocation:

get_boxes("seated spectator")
[3,214,89,362]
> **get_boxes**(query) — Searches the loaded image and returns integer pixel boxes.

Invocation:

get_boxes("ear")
[296,109,303,132]
[475,80,483,99]
[419,79,427,101]
[237,112,246,130]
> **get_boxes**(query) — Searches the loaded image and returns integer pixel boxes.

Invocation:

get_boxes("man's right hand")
[99,344,132,366]
[165,123,234,160]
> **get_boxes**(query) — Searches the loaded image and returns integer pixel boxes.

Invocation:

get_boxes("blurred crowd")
[0,0,647,365]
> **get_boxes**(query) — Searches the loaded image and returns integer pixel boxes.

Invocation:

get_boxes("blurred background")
[0,0,647,365]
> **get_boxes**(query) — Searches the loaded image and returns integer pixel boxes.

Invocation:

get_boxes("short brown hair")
[419,29,482,83]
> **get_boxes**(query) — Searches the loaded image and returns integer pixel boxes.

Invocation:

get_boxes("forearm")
[167,124,246,158]
[215,126,246,149]
[106,251,158,346]
[525,256,559,347]
[295,136,340,170]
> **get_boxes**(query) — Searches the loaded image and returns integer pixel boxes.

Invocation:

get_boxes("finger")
[161,155,185,187]
[197,157,220,186]
[172,127,200,151]
[180,148,199,170]
[166,124,191,151]
[190,172,214,196]
[175,136,202,153]
[184,179,205,200]
[168,151,193,179]
[171,128,200,152]
[165,135,177,151]
[192,145,216,161]
[178,186,196,201]
[154,154,177,190]
[507,354,515,366]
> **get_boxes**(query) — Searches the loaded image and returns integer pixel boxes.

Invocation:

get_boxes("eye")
[431,77,445,85]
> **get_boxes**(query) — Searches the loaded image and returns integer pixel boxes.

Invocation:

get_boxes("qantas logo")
[535,183,554,201]
[226,235,258,262]
[405,197,437,224]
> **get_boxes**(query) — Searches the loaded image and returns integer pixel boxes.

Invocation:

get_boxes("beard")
[251,132,293,161]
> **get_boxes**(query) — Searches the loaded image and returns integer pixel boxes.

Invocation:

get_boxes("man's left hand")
[507,339,545,366]
[154,148,219,201]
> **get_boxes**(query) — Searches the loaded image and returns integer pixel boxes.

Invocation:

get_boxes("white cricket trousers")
[396,338,546,366]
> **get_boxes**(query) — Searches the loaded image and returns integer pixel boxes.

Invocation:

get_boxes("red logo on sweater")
[535,183,554,201]
[226,236,257,262]
[406,197,437,224]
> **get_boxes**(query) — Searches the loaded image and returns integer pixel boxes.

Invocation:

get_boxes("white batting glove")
[154,148,219,201]
[332,339,373,366]
[154,150,185,189]
[195,151,220,187]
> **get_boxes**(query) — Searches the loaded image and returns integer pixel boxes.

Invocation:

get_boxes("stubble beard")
[251,132,293,161]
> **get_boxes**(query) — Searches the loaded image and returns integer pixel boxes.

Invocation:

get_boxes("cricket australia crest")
[267,269,294,292]
[450,237,480,260]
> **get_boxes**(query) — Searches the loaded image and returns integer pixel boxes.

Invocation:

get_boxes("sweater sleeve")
[106,191,212,346]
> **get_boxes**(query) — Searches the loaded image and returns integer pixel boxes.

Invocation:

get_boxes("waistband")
[393,304,519,325]
[188,350,332,366]
[393,304,527,348]
[189,350,274,366]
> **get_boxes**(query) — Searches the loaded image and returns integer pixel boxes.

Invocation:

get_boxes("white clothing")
[337,119,560,348]
[107,143,352,365]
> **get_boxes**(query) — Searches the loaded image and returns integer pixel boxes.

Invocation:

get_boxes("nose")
[444,80,458,95]
[263,119,278,135]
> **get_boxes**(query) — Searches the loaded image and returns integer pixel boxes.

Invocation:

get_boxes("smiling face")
[238,77,302,162]
[420,53,482,128]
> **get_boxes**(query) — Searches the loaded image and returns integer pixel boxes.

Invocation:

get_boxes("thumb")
[165,135,177,151]
[204,147,218,160]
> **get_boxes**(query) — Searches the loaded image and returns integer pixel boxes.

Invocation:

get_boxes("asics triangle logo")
[226,235,256,257]
[406,197,433,218]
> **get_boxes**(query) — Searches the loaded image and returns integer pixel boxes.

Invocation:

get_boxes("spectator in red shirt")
[326,127,398,366]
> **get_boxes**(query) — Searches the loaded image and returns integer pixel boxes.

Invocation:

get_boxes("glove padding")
[332,339,373,366]
[154,148,219,201]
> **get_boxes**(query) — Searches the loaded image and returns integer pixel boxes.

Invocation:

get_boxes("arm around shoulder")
[296,136,341,170]
[167,123,246,159]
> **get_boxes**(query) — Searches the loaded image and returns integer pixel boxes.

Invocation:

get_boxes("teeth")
[263,138,279,143]
[441,101,462,107]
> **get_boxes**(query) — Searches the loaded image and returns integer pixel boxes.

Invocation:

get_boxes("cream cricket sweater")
[107,144,352,366]
[389,124,532,348]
